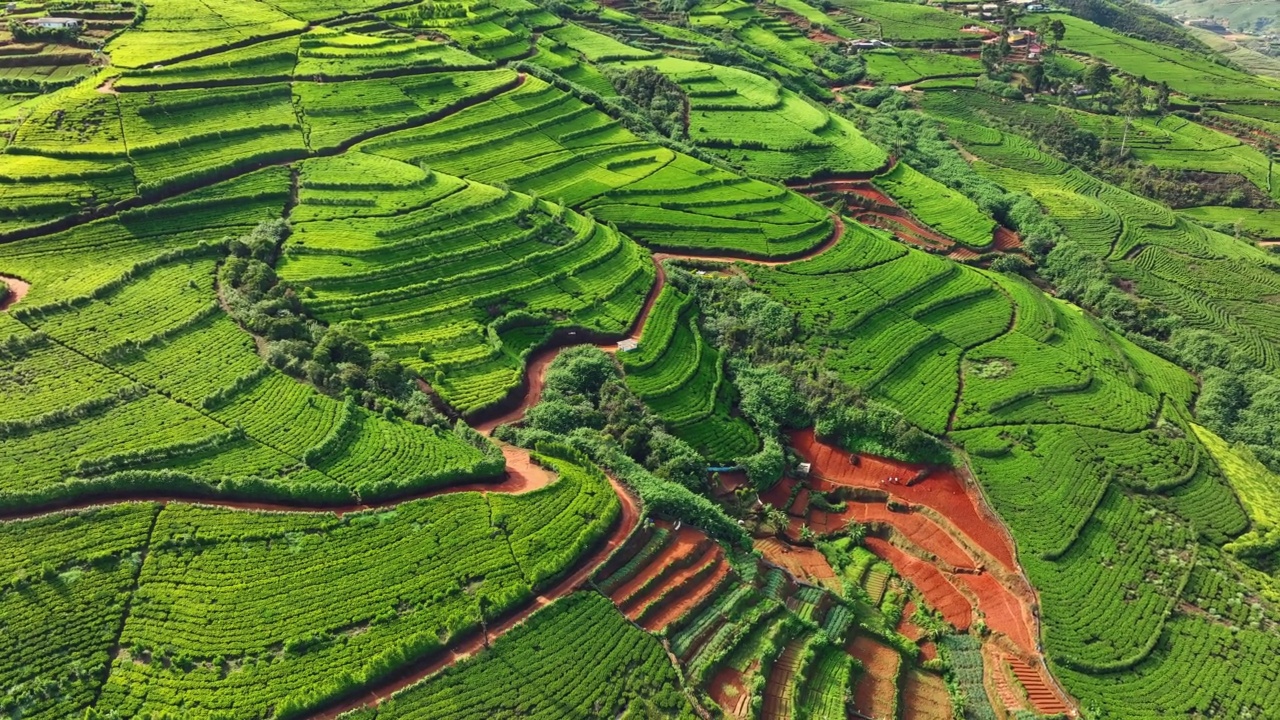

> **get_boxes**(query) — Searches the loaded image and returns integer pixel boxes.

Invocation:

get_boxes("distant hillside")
[1055,0,1215,50]
[1143,0,1280,34]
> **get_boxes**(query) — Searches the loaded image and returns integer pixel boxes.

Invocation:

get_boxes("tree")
[845,520,868,544]
[980,43,1003,72]
[1155,81,1170,113]
[798,524,816,545]
[1083,62,1112,95]
[762,503,790,536]
[1118,77,1143,155]
[1026,62,1045,92]
[1049,18,1066,47]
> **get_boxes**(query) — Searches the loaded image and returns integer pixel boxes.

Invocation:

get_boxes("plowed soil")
[791,429,1018,571]
[639,556,729,633]
[866,538,972,629]
[610,523,705,607]
[755,537,839,589]
[902,669,952,720]
[849,634,900,720]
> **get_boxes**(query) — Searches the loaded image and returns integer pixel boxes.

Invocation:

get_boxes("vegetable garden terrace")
[1,0,1279,718]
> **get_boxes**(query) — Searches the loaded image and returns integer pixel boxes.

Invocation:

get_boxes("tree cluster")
[607,66,689,140]
[219,221,436,422]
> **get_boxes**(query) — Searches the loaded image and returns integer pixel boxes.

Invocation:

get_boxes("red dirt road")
[0,275,30,311]
[474,215,845,432]
[0,443,557,523]
[311,468,641,720]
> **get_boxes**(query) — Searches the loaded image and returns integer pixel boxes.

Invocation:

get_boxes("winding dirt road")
[472,215,846,432]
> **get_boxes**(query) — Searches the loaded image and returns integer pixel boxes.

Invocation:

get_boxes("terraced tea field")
[4,0,1280,717]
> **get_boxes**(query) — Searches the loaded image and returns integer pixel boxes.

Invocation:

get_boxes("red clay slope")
[791,428,1017,571]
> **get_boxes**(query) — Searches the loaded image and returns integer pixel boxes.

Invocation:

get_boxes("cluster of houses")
[939,0,1053,21]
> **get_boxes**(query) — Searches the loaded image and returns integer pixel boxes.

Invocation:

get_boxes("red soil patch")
[1007,654,1072,716]
[790,487,811,517]
[809,29,842,43]
[790,429,1018,571]
[313,466,641,719]
[919,640,937,662]
[0,275,31,311]
[993,226,1023,251]
[867,538,971,629]
[859,212,954,251]
[610,522,705,608]
[755,537,839,589]
[809,502,978,571]
[902,670,952,720]
[849,635,900,720]
[760,475,798,510]
[948,246,981,261]
[989,646,1029,713]
[954,572,1036,654]
[710,666,753,719]
[713,470,750,496]
[898,600,925,641]
[638,556,729,632]
[898,601,939,661]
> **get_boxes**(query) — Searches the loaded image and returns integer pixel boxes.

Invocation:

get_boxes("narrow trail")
[472,215,846,432]
[0,275,30,311]
[0,444,554,523]
[309,470,642,720]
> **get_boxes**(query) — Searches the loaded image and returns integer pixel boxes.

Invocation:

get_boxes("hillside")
[2,0,1280,719]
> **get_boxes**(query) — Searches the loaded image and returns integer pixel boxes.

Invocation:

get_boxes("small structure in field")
[617,338,639,352]
[25,17,82,30]
[796,462,812,477]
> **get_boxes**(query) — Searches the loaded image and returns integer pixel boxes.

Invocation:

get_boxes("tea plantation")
[3,0,1280,717]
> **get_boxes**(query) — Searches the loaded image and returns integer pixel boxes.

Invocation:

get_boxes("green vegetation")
[349,592,697,719]
[621,286,758,462]
[5,0,1280,717]
[4,448,615,719]
[874,162,997,248]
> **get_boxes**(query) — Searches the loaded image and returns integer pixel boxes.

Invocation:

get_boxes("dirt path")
[473,215,845,433]
[0,444,556,523]
[310,468,641,720]
[0,275,31,311]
